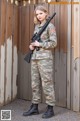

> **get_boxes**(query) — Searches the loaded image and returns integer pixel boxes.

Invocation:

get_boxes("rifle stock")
[24,50,33,63]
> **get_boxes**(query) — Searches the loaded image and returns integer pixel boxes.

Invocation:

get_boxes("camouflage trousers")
[31,59,56,106]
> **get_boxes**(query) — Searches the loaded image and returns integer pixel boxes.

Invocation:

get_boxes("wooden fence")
[0,0,80,112]
[0,0,18,106]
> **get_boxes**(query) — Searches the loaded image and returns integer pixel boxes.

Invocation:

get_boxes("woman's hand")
[31,41,40,47]
[29,44,35,50]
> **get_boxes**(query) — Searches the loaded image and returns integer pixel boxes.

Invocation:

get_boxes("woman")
[23,5,57,118]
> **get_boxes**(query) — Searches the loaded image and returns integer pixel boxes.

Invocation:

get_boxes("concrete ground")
[0,99,80,121]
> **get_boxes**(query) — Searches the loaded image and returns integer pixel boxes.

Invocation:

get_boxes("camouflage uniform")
[31,22,57,106]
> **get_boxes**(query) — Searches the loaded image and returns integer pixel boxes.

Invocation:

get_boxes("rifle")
[24,12,56,63]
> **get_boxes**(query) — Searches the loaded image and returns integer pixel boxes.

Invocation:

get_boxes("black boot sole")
[23,112,39,116]
[42,113,54,118]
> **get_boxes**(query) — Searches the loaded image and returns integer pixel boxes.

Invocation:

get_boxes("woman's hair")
[34,5,48,24]
[35,5,48,14]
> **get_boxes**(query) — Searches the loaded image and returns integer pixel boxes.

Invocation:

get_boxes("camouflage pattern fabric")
[31,59,56,106]
[31,22,57,106]
[32,22,57,60]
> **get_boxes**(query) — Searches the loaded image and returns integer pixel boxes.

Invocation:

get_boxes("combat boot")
[42,105,54,118]
[23,103,39,116]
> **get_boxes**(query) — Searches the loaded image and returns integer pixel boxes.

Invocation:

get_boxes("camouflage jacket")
[31,22,57,60]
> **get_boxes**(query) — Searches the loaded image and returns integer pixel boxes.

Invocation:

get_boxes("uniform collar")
[38,20,46,28]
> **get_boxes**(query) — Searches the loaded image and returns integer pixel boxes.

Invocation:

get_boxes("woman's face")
[35,10,47,23]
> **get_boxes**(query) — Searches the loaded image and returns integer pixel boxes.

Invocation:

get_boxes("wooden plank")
[22,5,30,100]
[18,6,22,52]
[29,5,34,42]
[21,5,30,54]
[0,0,7,45]
[28,4,34,100]
[73,59,80,111]
[71,1,74,110]
[5,36,12,104]
[55,4,67,107]
[55,2,67,107]
[22,5,32,100]
[12,46,18,99]
[18,5,31,100]
[55,51,67,107]
[6,2,13,39]
[17,6,22,98]
[12,5,19,100]
[0,0,7,106]
[71,48,74,110]
[13,5,19,47]
[54,4,60,106]
[60,4,67,53]
[17,5,22,98]
[17,52,23,98]
[5,2,13,104]
[55,4,60,51]
[67,3,71,109]
[71,2,80,111]
[18,52,31,100]
[0,46,5,106]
